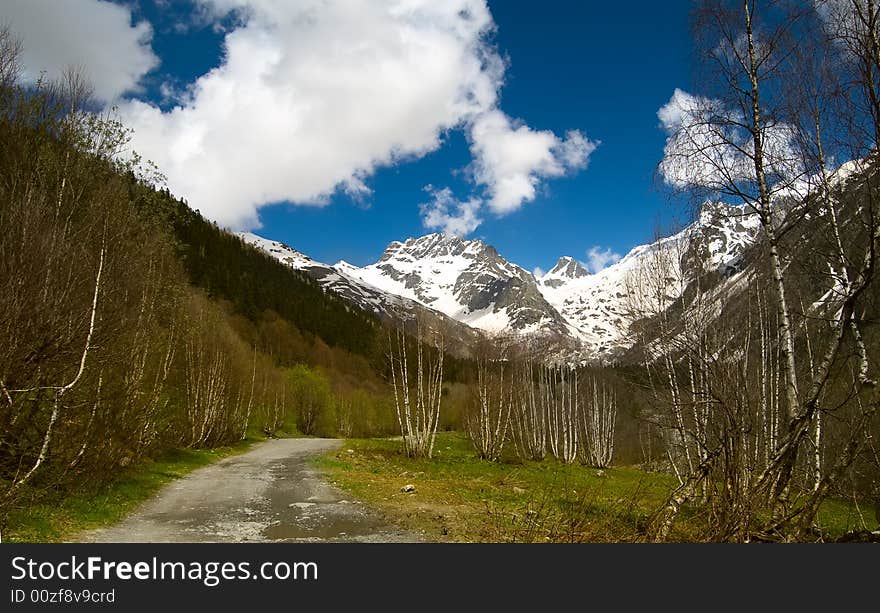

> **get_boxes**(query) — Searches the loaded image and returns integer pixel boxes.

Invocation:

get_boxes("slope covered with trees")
[0,27,407,533]
[617,0,880,540]
[140,186,383,360]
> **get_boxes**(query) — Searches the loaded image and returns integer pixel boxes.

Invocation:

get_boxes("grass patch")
[315,433,686,542]
[315,433,879,542]
[2,435,270,543]
[816,496,879,537]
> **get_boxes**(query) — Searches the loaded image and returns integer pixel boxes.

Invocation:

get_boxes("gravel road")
[79,438,419,543]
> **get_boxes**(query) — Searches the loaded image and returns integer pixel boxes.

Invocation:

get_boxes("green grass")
[2,436,266,543]
[315,432,879,542]
[315,433,687,542]
[816,496,879,537]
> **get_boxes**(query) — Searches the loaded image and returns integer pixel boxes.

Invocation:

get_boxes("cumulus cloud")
[657,88,802,192]
[420,187,483,237]
[122,0,596,229]
[9,0,596,230]
[555,129,598,169]
[470,110,598,215]
[418,109,597,237]
[585,246,621,273]
[4,0,158,102]
[118,0,504,229]
[532,266,545,279]
[418,107,597,236]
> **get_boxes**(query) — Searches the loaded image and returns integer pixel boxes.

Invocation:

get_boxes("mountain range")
[239,201,762,360]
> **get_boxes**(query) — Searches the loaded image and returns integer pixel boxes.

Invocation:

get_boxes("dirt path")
[79,438,419,543]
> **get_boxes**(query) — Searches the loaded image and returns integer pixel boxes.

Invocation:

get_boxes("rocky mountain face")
[337,234,574,339]
[541,256,588,288]
[239,204,761,360]
[237,233,484,351]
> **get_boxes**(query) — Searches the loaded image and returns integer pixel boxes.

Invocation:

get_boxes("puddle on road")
[260,455,388,541]
[262,512,385,540]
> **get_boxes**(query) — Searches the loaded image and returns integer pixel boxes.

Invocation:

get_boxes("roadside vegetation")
[317,433,878,542]
[2,434,273,543]
[0,28,404,539]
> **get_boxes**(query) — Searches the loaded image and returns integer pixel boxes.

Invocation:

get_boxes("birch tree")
[649,0,880,539]
[659,0,806,427]
[579,375,618,468]
[388,324,445,458]
[3,239,104,499]
[511,357,548,461]
[545,366,579,465]
[466,357,512,461]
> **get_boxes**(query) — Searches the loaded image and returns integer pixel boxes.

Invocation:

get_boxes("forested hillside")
[0,29,409,532]
[138,187,382,360]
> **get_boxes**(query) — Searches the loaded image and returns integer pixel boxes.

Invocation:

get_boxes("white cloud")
[125,1,594,229]
[420,187,483,237]
[657,88,802,192]
[556,129,597,169]
[4,0,158,102]
[118,0,503,229]
[417,107,598,236]
[532,266,545,279]
[470,110,598,215]
[9,0,596,230]
[585,246,621,273]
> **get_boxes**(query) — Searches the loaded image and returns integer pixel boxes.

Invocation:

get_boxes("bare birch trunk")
[388,324,444,458]
[579,375,617,468]
[5,241,104,498]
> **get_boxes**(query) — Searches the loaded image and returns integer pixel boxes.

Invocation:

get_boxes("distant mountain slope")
[241,203,764,360]
[536,202,762,357]
[237,233,484,353]
[155,201,381,358]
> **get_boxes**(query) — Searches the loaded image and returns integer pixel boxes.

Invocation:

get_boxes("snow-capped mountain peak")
[240,200,761,360]
[339,232,570,337]
[542,256,589,287]
[379,232,493,263]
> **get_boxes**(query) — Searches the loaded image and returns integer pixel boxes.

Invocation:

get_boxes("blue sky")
[7,0,696,273]
[257,1,696,271]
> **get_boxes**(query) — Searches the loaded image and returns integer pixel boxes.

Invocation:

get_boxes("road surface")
[80,438,419,543]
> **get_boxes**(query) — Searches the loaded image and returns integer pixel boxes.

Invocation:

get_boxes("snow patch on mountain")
[239,232,316,270]
[240,201,762,359]
[536,203,761,357]
[338,233,571,338]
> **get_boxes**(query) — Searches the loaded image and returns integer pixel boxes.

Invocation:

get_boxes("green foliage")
[335,388,397,438]
[286,364,335,436]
